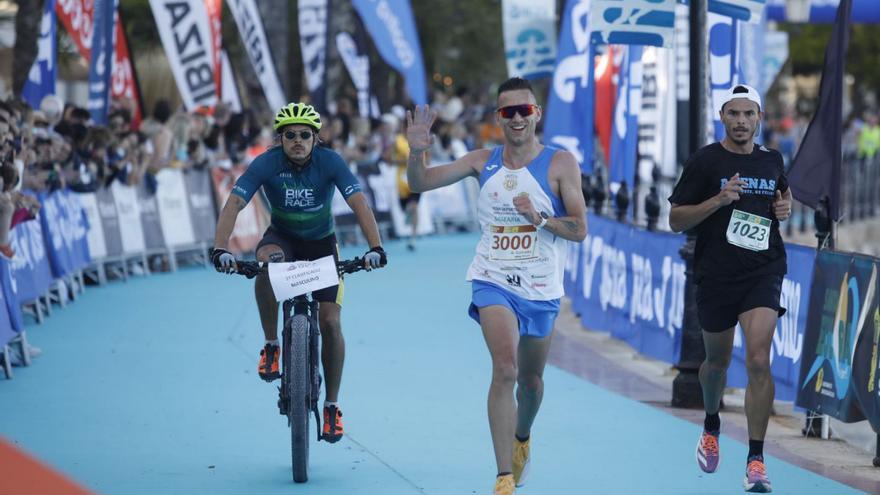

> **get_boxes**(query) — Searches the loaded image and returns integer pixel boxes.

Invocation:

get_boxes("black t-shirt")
[668,142,788,283]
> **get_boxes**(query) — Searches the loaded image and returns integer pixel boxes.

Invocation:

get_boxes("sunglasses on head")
[497,104,538,119]
[283,130,314,141]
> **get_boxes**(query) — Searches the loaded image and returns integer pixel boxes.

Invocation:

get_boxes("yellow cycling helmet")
[273,102,322,131]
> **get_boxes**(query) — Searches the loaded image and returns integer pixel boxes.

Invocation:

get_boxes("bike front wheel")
[286,313,311,482]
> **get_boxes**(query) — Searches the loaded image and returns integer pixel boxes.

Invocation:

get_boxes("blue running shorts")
[468,280,561,338]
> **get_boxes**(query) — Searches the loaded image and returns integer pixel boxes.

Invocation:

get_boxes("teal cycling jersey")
[231,145,362,240]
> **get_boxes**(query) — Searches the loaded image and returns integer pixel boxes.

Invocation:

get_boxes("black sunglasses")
[283,130,314,141]
[497,104,538,119]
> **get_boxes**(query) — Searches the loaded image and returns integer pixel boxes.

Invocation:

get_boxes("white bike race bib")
[489,224,539,261]
[726,209,771,251]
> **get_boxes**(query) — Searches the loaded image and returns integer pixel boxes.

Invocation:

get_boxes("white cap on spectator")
[390,105,405,120]
[380,113,398,132]
[39,94,64,125]
[720,84,762,112]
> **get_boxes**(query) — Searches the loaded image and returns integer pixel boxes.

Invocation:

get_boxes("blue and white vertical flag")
[590,0,676,48]
[502,0,558,80]
[708,0,766,23]
[336,13,377,119]
[22,0,56,110]
[609,45,642,186]
[87,0,117,125]
[709,12,737,141]
[352,0,427,105]
[545,0,595,173]
[298,0,330,113]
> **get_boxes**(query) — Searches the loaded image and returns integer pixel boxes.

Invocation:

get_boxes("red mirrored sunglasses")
[496,104,538,119]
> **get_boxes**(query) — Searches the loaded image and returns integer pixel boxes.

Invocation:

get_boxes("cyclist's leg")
[255,243,284,341]
[478,304,520,476]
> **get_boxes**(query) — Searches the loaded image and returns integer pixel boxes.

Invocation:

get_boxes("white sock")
[324,401,338,410]
[265,339,280,347]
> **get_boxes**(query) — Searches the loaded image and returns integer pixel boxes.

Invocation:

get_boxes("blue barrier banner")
[575,214,686,363]
[22,0,57,109]
[727,244,816,402]
[609,45,642,186]
[796,250,876,422]
[545,0,595,172]
[40,190,91,278]
[351,0,427,105]
[0,257,23,332]
[0,258,16,346]
[9,220,53,304]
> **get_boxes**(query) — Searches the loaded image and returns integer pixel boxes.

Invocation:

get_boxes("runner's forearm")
[542,215,586,242]
[669,197,722,233]
[214,194,246,249]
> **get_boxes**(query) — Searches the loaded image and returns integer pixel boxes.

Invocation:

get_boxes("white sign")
[229,0,287,110]
[155,169,196,247]
[110,181,147,254]
[78,192,108,258]
[268,255,339,302]
[502,0,557,79]
[148,0,218,110]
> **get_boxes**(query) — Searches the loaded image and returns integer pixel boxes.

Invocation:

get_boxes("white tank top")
[466,146,568,300]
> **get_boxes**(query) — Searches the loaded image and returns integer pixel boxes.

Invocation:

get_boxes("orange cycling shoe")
[322,405,344,443]
[258,343,280,382]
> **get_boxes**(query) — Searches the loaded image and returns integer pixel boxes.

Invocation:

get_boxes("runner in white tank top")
[404,78,587,495]
[466,145,567,300]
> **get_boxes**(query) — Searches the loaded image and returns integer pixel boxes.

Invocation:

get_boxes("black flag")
[787,0,853,221]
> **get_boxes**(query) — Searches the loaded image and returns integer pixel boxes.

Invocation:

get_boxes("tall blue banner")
[40,190,91,278]
[351,0,427,105]
[709,13,737,141]
[727,244,816,402]
[22,0,56,109]
[545,0,595,173]
[87,0,117,124]
[609,45,642,186]
[9,220,53,304]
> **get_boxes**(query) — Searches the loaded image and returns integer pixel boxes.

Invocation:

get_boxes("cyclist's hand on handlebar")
[363,246,387,271]
[211,247,237,273]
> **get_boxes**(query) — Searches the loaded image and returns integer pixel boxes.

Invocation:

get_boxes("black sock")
[515,433,530,443]
[497,471,512,477]
[704,412,720,433]
[748,440,764,460]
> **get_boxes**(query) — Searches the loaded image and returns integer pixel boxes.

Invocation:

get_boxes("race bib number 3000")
[726,209,770,251]
[489,224,539,261]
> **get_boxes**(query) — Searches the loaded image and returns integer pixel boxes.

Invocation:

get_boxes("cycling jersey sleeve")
[330,153,362,200]
[231,154,269,203]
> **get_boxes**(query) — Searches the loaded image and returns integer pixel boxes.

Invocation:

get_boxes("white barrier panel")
[78,192,108,259]
[155,169,197,247]
[136,183,167,251]
[110,181,147,254]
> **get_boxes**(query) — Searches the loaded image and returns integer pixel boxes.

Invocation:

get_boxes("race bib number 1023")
[489,224,539,261]
[726,209,770,251]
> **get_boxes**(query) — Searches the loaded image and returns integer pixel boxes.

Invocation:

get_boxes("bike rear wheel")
[286,314,311,483]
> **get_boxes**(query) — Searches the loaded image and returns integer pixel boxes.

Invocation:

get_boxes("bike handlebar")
[233,258,367,279]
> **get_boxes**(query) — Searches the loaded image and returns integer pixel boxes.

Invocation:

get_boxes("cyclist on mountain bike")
[211,102,387,443]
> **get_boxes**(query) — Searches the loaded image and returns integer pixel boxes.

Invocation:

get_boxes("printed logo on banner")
[802,263,877,397]
[502,0,557,79]
[299,0,329,110]
[23,0,57,109]
[589,0,676,48]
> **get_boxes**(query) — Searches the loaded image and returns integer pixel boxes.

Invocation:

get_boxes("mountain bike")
[234,257,366,483]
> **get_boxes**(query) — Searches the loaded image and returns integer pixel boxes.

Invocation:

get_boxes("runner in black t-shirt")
[668,85,792,494]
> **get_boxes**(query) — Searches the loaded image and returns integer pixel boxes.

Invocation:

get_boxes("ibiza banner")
[8,220,53,304]
[298,0,330,113]
[796,251,876,422]
[56,0,143,124]
[336,13,375,119]
[589,0,676,48]
[352,0,427,105]
[149,0,218,110]
[87,0,116,124]
[727,244,816,402]
[22,0,57,110]
[709,0,766,23]
[609,45,642,187]
[545,0,595,172]
[501,0,557,80]
[575,214,686,363]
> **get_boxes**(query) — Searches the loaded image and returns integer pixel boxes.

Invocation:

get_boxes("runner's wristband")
[536,214,549,229]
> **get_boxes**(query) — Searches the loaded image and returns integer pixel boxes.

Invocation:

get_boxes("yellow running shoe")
[512,437,531,487]
[493,473,516,495]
